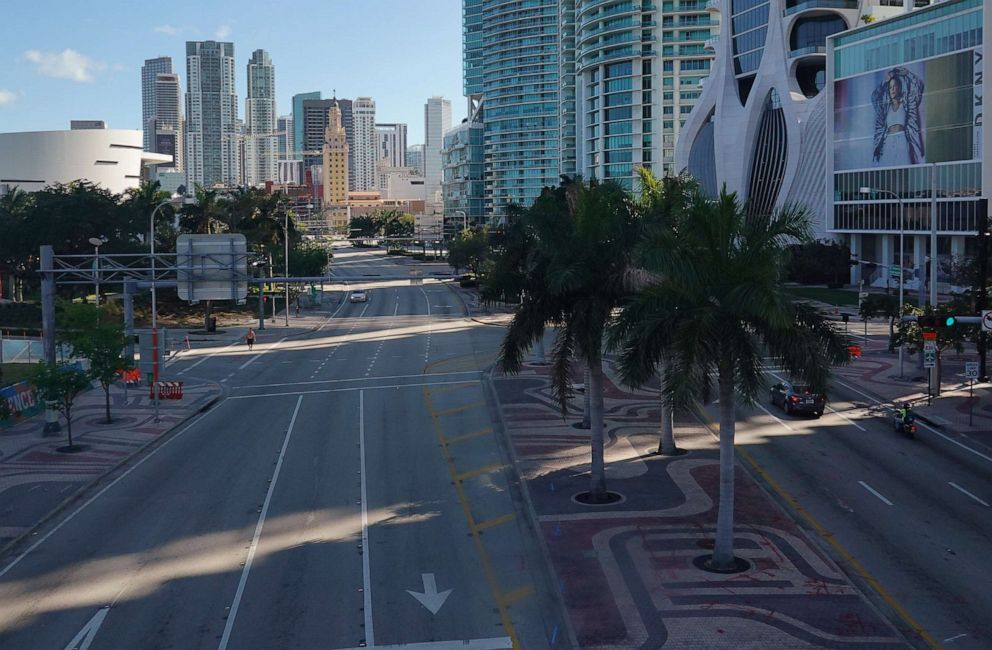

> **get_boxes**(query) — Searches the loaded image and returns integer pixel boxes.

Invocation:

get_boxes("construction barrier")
[149,381,184,400]
[118,368,141,385]
[847,345,862,359]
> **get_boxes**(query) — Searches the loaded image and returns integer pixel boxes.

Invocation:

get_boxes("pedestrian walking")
[296,300,301,317]
[246,327,256,351]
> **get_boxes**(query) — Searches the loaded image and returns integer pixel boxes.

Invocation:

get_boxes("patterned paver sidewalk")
[0,380,221,551]
[492,364,907,649]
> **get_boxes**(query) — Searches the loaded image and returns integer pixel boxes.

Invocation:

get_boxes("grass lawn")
[1,363,37,388]
[784,286,861,307]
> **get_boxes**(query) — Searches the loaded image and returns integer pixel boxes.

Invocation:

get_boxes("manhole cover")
[572,491,625,506]
[692,554,752,574]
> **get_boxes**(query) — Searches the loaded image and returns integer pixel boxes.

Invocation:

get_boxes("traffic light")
[918,315,956,328]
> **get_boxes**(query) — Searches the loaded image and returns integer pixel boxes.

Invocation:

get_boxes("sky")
[0,0,467,145]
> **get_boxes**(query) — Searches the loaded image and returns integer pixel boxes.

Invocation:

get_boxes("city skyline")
[0,0,466,145]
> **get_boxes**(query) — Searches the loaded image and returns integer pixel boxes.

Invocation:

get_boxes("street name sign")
[889,265,900,278]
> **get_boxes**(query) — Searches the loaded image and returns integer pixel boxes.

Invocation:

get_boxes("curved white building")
[0,127,171,195]
[675,0,892,236]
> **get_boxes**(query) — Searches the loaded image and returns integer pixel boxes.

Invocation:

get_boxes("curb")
[482,369,579,649]
[0,381,224,562]
[441,281,513,328]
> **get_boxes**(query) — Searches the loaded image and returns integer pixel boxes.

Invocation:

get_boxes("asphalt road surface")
[707,369,992,650]
[0,246,559,649]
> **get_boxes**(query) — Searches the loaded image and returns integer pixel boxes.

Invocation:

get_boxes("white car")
[349,290,368,303]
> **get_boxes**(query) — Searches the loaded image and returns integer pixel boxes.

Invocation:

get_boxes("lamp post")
[149,185,190,387]
[453,210,467,235]
[284,203,291,327]
[88,236,107,307]
[861,185,905,378]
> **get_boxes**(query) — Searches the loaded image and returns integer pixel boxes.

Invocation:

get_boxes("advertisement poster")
[833,51,979,171]
[0,381,42,426]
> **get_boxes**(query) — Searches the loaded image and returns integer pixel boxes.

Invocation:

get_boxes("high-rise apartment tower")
[185,41,238,187]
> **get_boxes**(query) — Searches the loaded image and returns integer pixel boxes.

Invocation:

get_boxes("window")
[642,105,653,118]
[605,106,633,121]
[642,60,652,75]
[606,61,633,78]
[642,91,652,104]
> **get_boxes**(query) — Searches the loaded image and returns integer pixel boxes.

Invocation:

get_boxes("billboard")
[176,234,248,302]
[833,50,981,171]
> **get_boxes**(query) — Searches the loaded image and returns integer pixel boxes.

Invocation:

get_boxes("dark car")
[770,381,826,417]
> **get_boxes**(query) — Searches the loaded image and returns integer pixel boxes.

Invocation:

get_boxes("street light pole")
[88,236,106,307]
[284,205,290,327]
[861,186,905,378]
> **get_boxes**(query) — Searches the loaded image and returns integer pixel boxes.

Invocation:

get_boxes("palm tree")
[179,185,227,235]
[497,179,640,503]
[614,186,849,569]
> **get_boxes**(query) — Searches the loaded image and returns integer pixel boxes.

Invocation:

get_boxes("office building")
[185,41,238,187]
[150,72,184,174]
[352,97,378,192]
[276,114,294,160]
[828,0,987,291]
[141,56,173,153]
[292,91,321,160]
[0,125,171,195]
[442,102,485,224]
[424,96,452,212]
[245,49,277,185]
[464,0,560,218]
[407,144,426,176]
[376,123,407,168]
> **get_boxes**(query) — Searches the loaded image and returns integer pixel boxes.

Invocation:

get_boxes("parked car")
[349,290,368,303]
[770,381,826,417]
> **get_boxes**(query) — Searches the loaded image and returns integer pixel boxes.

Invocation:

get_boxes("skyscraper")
[462,1,559,217]
[245,49,277,186]
[292,91,321,160]
[352,97,378,192]
[185,41,238,187]
[406,144,425,176]
[150,72,184,173]
[276,114,294,161]
[322,100,350,232]
[424,96,452,212]
[141,56,172,153]
[376,123,407,168]
[300,97,354,187]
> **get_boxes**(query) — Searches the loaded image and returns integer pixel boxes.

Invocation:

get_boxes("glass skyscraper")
[465,0,560,218]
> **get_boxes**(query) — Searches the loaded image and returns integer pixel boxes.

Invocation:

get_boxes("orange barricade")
[118,368,141,384]
[847,345,862,359]
[149,381,185,400]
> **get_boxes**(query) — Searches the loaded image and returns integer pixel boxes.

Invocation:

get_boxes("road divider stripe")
[218,395,304,650]
[499,584,535,608]
[858,481,894,506]
[359,389,375,646]
[455,463,506,483]
[436,400,488,417]
[948,482,990,507]
[446,427,494,445]
[423,386,521,648]
[474,513,514,533]
[236,370,482,390]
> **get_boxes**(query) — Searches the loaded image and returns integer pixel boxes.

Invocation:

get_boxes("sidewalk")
[0,380,221,554]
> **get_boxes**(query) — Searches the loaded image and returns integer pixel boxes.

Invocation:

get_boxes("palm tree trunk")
[203,300,213,331]
[104,383,112,424]
[712,362,737,569]
[65,407,73,448]
[587,356,607,501]
[657,365,677,455]
[582,367,591,429]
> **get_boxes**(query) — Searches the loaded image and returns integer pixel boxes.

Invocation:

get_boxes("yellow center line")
[454,463,506,483]
[423,386,522,649]
[474,513,515,533]
[696,407,940,649]
[435,400,488,417]
[499,584,535,608]
[447,427,494,445]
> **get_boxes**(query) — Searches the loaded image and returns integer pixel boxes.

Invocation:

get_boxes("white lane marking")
[332,638,512,650]
[948,482,990,507]
[236,370,482,390]
[858,480,894,506]
[393,303,399,316]
[832,377,992,465]
[227,379,480,400]
[826,405,866,431]
[406,573,452,614]
[315,288,352,332]
[176,340,242,376]
[238,336,288,371]
[218,395,304,650]
[359,390,374,647]
[944,633,968,643]
[420,287,432,363]
[752,401,796,432]
[0,402,225,580]
[63,606,109,650]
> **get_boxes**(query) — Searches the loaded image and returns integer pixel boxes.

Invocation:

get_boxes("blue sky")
[0,0,466,144]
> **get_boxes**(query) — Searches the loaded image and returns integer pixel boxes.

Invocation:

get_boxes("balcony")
[788,45,826,58]
[705,0,721,12]
[704,36,719,51]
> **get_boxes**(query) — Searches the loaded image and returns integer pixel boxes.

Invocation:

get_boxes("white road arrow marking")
[64,607,109,650]
[406,573,452,615]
